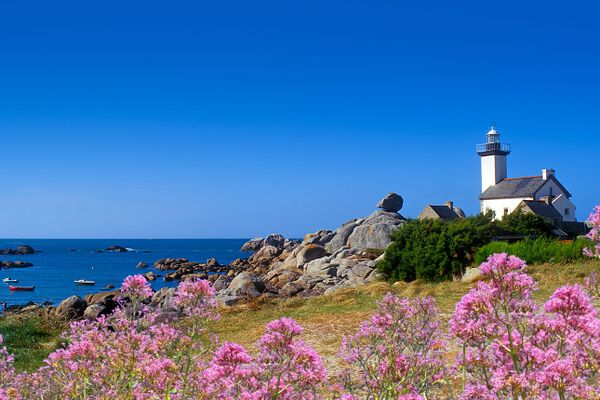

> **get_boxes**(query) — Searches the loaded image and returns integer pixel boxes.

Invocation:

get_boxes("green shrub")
[475,238,592,265]
[377,215,496,282]
[497,210,554,238]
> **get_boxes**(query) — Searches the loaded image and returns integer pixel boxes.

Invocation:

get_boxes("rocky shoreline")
[6,193,406,320]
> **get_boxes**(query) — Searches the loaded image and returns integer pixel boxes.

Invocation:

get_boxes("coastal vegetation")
[377,211,578,283]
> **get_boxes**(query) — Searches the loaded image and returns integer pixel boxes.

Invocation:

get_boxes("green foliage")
[377,215,497,282]
[475,238,592,265]
[497,210,554,237]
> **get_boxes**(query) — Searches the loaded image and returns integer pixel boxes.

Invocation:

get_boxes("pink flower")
[121,274,153,300]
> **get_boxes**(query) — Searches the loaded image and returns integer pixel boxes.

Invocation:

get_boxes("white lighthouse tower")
[476,126,511,193]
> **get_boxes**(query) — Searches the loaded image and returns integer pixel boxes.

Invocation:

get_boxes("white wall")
[481,197,529,220]
[481,155,507,193]
[552,194,577,222]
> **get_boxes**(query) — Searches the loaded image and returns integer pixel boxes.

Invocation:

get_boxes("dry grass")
[212,259,600,371]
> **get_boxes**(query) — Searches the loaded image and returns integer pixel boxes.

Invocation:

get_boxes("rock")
[84,291,120,312]
[206,258,220,268]
[16,245,36,255]
[1,260,33,268]
[106,245,129,252]
[151,287,176,309]
[251,245,281,262]
[304,257,338,277]
[224,272,265,297]
[213,275,230,291]
[279,280,309,297]
[83,303,108,320]
[104,284,115,289]
[377,192,404,213]
[241,238,264,252]
[56,296,87,319]
[305,230,335,247]
[144,271,158,281]
[325,221,361,254]
[136,261,149,268]
[216,294,245,306]
[0,245,37,255]
[263,233,286,249]
[349,262,375,279]
[347,210,406,250]
[296,244,328,267]
[461,267,483,283]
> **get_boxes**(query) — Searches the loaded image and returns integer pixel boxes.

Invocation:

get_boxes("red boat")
[8,286,35,291]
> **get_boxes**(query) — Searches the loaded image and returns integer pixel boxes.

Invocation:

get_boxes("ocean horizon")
[0,239,249,306]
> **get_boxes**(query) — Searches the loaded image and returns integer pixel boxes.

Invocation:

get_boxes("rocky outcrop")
[0,260,33,268]
[216,272,266,305]
[346,210,405,250]
[0,245,36,255]
[56,296,87,319]
[241,234,300,253]
[136,261,149,268]
[105,245,130,252]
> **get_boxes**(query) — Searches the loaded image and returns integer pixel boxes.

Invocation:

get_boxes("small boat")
[74,279,96,286]
[2,278,18,283]
[9,286,35,291]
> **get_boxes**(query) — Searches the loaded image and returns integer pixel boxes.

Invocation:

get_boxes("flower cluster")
[121,273,153,301]
[451,252,599,399]
[584,205,600,258]
[337,293,447,399]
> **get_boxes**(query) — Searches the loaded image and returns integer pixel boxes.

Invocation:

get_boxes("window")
[565,208,570,216]
[503,208,509,216]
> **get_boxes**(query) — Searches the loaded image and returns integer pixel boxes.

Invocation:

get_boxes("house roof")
[520,200,563,220]
[427,205,462,220]
[479,175,571,200]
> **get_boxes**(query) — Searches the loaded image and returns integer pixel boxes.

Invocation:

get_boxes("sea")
[0,239,249,306]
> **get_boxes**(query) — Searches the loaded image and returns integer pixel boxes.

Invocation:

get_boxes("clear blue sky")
[0,1,598,238]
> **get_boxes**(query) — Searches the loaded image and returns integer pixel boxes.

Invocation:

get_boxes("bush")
[497,210,554,238]
[475,237,592,265]
[378,215,497,282]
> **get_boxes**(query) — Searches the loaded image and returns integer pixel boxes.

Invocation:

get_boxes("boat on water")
[2,278,18,283]
[74,279,96,286]
[9,286,35,291]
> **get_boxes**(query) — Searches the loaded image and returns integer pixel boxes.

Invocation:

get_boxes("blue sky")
[0,1,598,238]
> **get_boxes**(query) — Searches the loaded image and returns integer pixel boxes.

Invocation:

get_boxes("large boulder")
[83,303,108,320]
[250,245,281,262]
[56,296,87,319]
[241,238,264,252]
[224,272,265,297]
[304,257,338,277]
[376,193,404,213]
[347,210,405,250]
[325,221,361,254]
[296,244,328,268]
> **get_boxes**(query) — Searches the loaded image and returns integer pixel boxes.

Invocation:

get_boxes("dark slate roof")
[429,205,461,220]
[480,176,544,200]
[521,200,563,220]
[479,175,571,200]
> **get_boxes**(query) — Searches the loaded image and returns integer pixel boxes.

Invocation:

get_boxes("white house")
[477,127,577,222]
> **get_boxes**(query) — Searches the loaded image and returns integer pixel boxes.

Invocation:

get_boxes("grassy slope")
[1,259,598,373]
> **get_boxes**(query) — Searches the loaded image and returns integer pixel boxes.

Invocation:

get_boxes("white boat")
[74,279,96,286]
[2,278,18,284]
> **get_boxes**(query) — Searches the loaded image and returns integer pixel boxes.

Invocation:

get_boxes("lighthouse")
[476,126,511,193]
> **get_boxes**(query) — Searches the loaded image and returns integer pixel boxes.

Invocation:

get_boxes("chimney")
[445,201,454,209]
[542,168,555,180]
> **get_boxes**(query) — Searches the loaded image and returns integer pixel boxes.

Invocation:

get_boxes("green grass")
[0,312,66,372]
[474,238,592,265]
[1,259,599,373]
